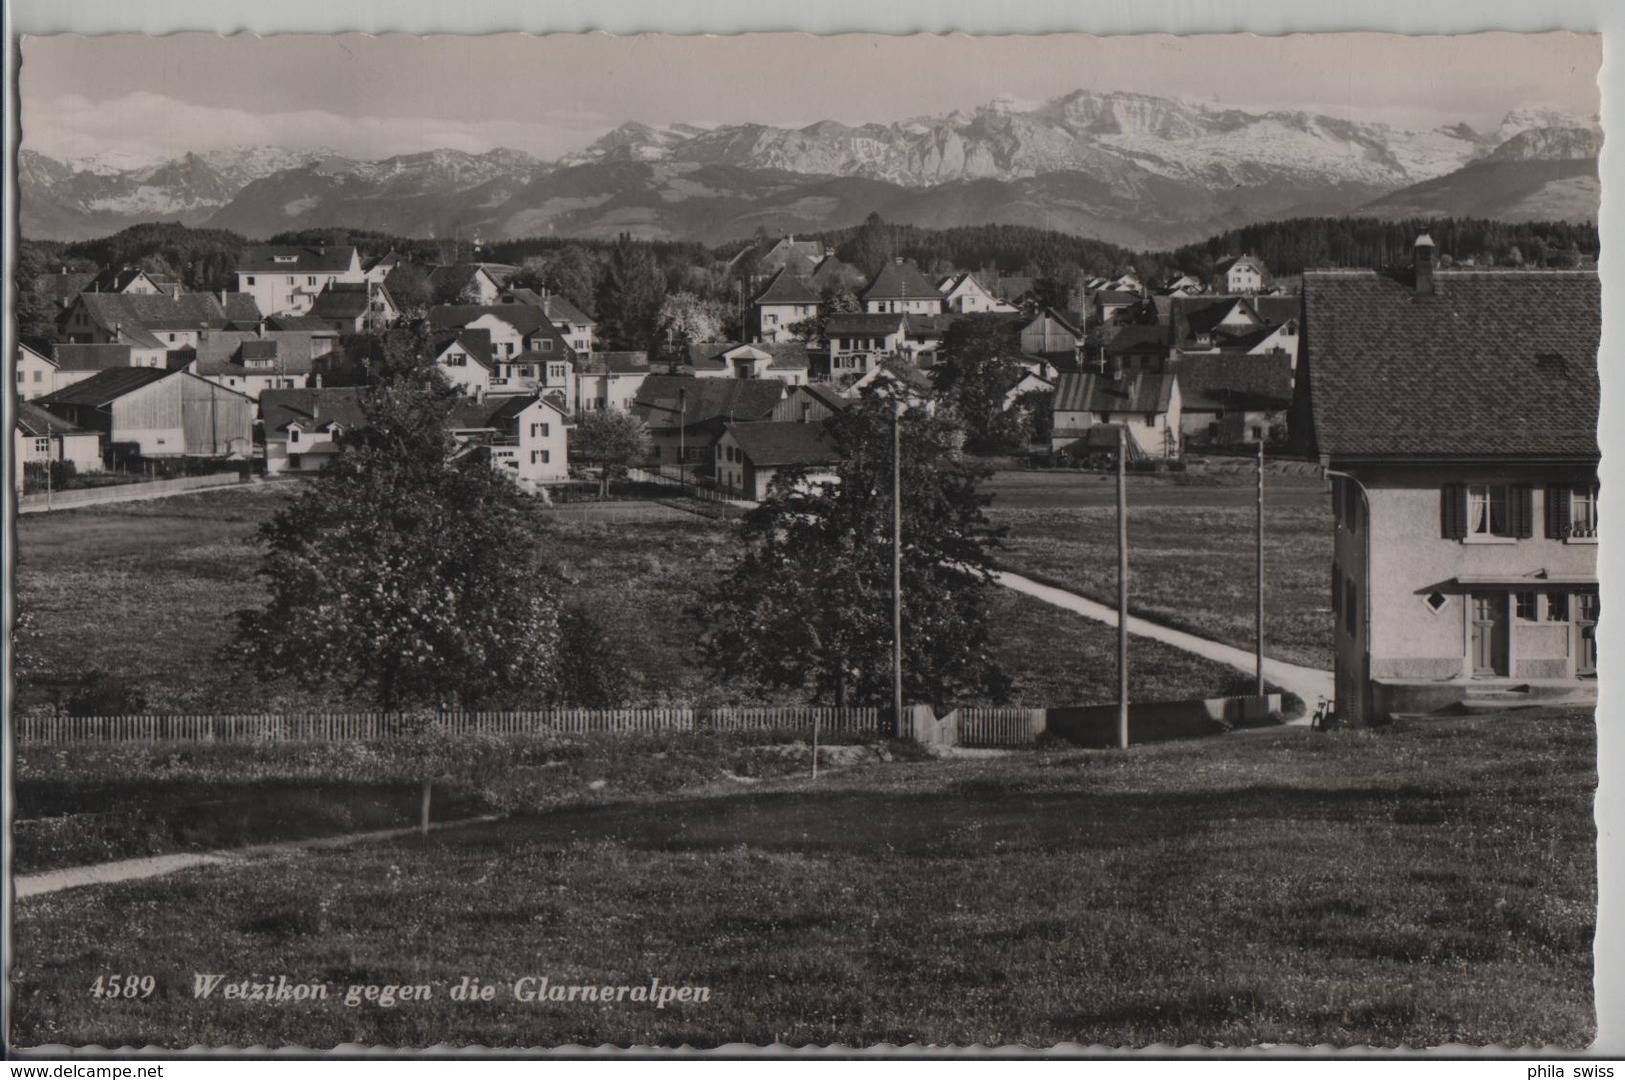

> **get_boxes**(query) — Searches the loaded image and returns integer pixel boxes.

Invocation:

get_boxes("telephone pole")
[892,400,905,737]
[1255,438,1265,696]
[1117,424,1129,750]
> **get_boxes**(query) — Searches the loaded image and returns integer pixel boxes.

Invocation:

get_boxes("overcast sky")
[20,31,1601,165]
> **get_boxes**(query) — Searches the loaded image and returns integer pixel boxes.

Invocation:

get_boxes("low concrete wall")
[1044,693,1284,749]
[18,472,260,513]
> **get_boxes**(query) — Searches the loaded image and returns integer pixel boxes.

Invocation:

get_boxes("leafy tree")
[551,606,635,707]
[596,234,668,353]
[843,211,895,279]
[570,407,653,495]
[932,316,1028,455]
[541,244,602,312]
[229,339,563,711]
[14,243,64,339]
[658,290,728,353]
[697,394,1012,709]
[384,261,431,314]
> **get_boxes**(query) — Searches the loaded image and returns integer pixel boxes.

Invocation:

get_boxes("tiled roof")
[187,331,324,377]
[1300,269,1601,459]
[74,291,231,333]
[427,263,495,295]
[808,255,863,290]
[862,260,942,303]
[16,400,89,436]
[221,293,264,327]
[1023,308,1083,338]
[431,328,496,372]
[1103,324,1170,355]
[39,366,174,407]
[259,387,371,434]
[1173,354,1293,411]
[576,351,649,374]
[687,342,810,371]
[753,266,819,306]
[725,420,842,468]
[309,282,377,319]
[45,271,95,306]
[264,314,335,333]
[429,304,551,338]
[1052,370,1177,415]
[447,393,551,432]
[824,312,907,336]
[53,343,135,372]
[633,376,786,430]
[238,245,359,274]
[541,294,596,327]
[84,266,155,293]
[1172,295,1299,346]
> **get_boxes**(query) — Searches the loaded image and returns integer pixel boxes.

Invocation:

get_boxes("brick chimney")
[1413,232,1437,296]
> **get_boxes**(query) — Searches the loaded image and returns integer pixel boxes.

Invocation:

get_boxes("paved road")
[993,569,1333,720]
[14,815,501,900]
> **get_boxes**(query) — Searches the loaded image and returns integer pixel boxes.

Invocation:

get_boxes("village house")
[1172,353,1293,446]
[751,268,821,343]
[235,245,366,317]
[447,394,572,490]
[428,263,505,305]
[51,343,170,395]
[574,352,650,416]
[428,305,576,395]
[686,342,810,385]
[259,387,370,475]
[362,251,400,285]
[843,359,936,412]
[1172,295,1301,368]
[83,265,165,295]
[1091,288,1143,325]
[1213,255,1268,295]
[937,272,1018,314]
[60,290,234,351]
[1050,364,1182,461]
[14,400,104,491]
[43,268,96,311]
[769,382,849,424]
[631,375,787,476]
[714,419,842,501]
[308,281,399,334]
[808,253,866,294]
[1295,239,1601,723]
[430,329,498,397]
[16,338,57,400]
[1019,308,1085,357]
[821,312,909,380]
[539,294,597,355]
[731,235,827,279]
[38,367,255,463]
[862,259,946,315]
[179,330,333,400]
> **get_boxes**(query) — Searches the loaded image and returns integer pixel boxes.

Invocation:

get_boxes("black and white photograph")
[3,12,1611,1056]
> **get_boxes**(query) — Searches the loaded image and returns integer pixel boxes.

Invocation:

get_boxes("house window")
[1424,591,1449,614]
[1547,593,1570,622]
[1145,413,1157,426]
[169,334,178,343]
[33,437,50,455]
[246,276,256,286]
[287,276,295,285]
[531,451,541,465]
[1515,591,1539,622]
[288,454,302,469]
[1101,412,1113,423]
[538,339,553,352]
[1468,484,1513,537]
[13,371,21,385]
[307,276,317,286]
[290,430,301,444]
[540,450,550,464]
[1571,485,1599,540]
[1331,562,1341,615]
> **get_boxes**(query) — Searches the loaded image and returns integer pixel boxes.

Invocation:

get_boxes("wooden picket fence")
[955,707,1046,748]
[14,707,885,745]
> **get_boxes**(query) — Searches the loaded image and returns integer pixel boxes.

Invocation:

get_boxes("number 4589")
[90,975,156,999]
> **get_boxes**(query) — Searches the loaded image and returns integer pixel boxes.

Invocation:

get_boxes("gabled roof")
[1173,354,1294,411]
[633,376,786,429]
[44,270,96,306]
[753,266,819,306]
[431,328,496,372]
[808,254,863,291]
[447,393,562,432]
[265,314,337,333]
[221,293,265,328]
[72,291,231,333]
[1172,295,1299,347]
[84,266,157,293]
[429,304,552,339]
[186,331,324,377]
[724,420,842,468]
[52,343,135,372]
[18,335,56,362]
[1300,269,1600,459]
[687,341,810,371]
[427,263,500,295]
[1103,324,1170,356]
[862,260,942,304]
[38,366,174,407]
[824,312,907,336]
[1216,255,1267,276]
[905,313,960,337]
[259,387,371,434]
[1052,370,1177,415]
[541,294,596,327]
[1022,307,1083,338]
[238,245,360,274]
[16,400,90,436]
[576,351,649,375]
[310,282,384,320]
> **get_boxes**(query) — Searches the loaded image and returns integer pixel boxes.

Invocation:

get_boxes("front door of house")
[1471,592,1509,677]
[1576,592,1599,677]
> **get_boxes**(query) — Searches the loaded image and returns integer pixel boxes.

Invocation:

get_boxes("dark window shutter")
[1331,562,1341,615]
[1513,485,1535,539]
[1546,485,1572,539]
[1441,484,1467,539]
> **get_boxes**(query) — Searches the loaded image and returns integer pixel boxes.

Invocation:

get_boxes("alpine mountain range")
[21,89,1601,248]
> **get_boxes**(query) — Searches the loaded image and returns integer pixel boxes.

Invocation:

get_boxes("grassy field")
[16,486,1257,713]
[11,709,1596,1049]
[983,468,1334,669]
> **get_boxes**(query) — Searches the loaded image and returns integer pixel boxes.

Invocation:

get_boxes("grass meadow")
[983,468,1334,669]
[15,485,1260,714]
[10,709,1596,1049]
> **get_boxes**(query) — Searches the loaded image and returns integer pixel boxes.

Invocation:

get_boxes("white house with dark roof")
[235,245,365,317]
[686,342,809,386]
[862,259,945,316]
[309,281,399,333]
[1050,367,1182,461]
[937,272,1018,314]
[60,291,233,350]
[751,268,820,343]
[428,263,505,306]
[431,329,498,397]
[16,339,56,401]
[822,312,909,380]
[1295,238,1600,722]
[259,387,372,475]
[1213,255,1268,295]
[15,400,103,490]
[448,394,571,489]
[715,419,842,501]
[575,352,650,415]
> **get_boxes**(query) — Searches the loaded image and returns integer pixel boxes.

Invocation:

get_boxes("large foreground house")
[1295,239,1600,722]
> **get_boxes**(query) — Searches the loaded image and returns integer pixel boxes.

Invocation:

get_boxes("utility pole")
[1117,424,1129,750]
[892,399,904,738]
[1255,438,1265,696]
[676,387,687,490]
